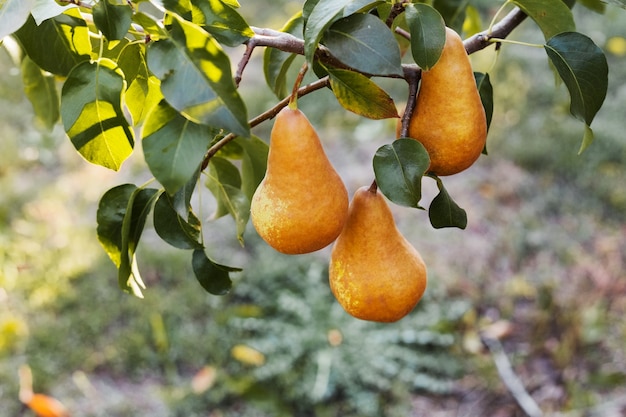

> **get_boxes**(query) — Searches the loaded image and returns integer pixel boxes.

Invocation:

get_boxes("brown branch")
[464,7,528,54]
[201,77,330,170]
[399,68,421,138]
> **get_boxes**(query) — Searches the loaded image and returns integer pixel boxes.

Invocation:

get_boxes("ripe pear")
[250,106,348,254]
[329,185,427,322]
[404,27,487,176]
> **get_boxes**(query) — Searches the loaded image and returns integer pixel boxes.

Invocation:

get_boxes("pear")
[250,107,348,254]
[329,185,427,322]
[405,27,487,176]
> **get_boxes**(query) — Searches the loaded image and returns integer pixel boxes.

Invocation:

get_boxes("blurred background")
[1,1,625,416]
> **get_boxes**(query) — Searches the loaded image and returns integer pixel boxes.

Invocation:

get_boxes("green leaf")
[328,68,399,119]
[263,12,303,98]
[143,99,217,195]
[153,191,203,250]
[117,42,162,125]
[544,31,608,152]
[205,168,250,245]
[323,13,403,76]
[342,0,385,16]
[132,12,169,40]
[96,184,159,298]
[191,0,254,47]
[192,249,240,295]
[303,0,352,63]
[428,177,467,229]
[61,59,135,171]
[511,0,575,40]
[147,16,250,137]
[31,0,73,24]
[405,3,445,71]
[21,55,59,131]
[237,135,269,201]
[92,0,133,42]
[474,72,493,131]
[373,138,430,208]
[0,0,35,39]
[432,0,466,34]
[206,156,242,219]
[14,9,91,76]
[119,186,159,297]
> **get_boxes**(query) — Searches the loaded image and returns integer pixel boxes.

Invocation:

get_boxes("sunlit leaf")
[324,13,403,76]
[191,0,254,47]
[153,191,203,250]
[462,5,482,37]
[405,3,445,71]
[132,12,169,40]
[61,59,134,171]
[143,99,217,195]
[303,0,352,62]
[147,16,249,137]
[428,177,467,229]
[511,0,575,40]
[15,9,91,76]
[373,138,430,208]
[328,68,398,119]
[264,12,303,98]
[544,32,608,152]
[0,0,35,39]
[21,55,59,131]
[192,249,240,295]
[117,42,162,125]
[92,0,133,42]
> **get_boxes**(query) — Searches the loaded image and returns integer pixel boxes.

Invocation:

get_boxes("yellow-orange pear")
[329,185,427,322]
[250,107,348,254]
[404,27,487,176]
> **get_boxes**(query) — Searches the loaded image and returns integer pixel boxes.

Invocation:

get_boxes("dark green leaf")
[405,3,445,71]
[119,186,160,297]
[191,0,254,47]
[511,0,575,40]
[205,170,250,245]
[97,184,159,298]
[303,0,352,62]
[263,12,304,98]
[170,169,201,219]
[143,99,216,195]
[21,55,59,131]
[373,138,430,208]
[428,177,467,229]
[92,0,133,42]
[544,32,608,152]
[328,68,399,119]
[474,72,493,131]
[192,249,240,295]
[147,16,250,137]
[61,59,134,171]
[206,156,242,219]
[324,13,403,76]
[342,0,385,16]
[15,10,91,76]
[237,135,269,201]
[153,191,203,250]
[432,0,466,34]
[0,0,35,39]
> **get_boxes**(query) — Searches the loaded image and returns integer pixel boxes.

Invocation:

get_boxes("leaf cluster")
[0,0,616,297]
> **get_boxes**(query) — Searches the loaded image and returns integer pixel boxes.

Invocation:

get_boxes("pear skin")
[250,107,348,254]
[404,27,487,176]
[329,185,427,322]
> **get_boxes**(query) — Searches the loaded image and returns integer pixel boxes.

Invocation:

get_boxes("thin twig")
[201,77,330,169]
[399,68,421,138]
[235,39,257,87]
[481,335,544,417]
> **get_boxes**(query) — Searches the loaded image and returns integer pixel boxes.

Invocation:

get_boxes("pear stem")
[289,62,309,110]
[368,180,378,194]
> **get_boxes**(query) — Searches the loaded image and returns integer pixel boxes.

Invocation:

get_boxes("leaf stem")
[488,38,544,49]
